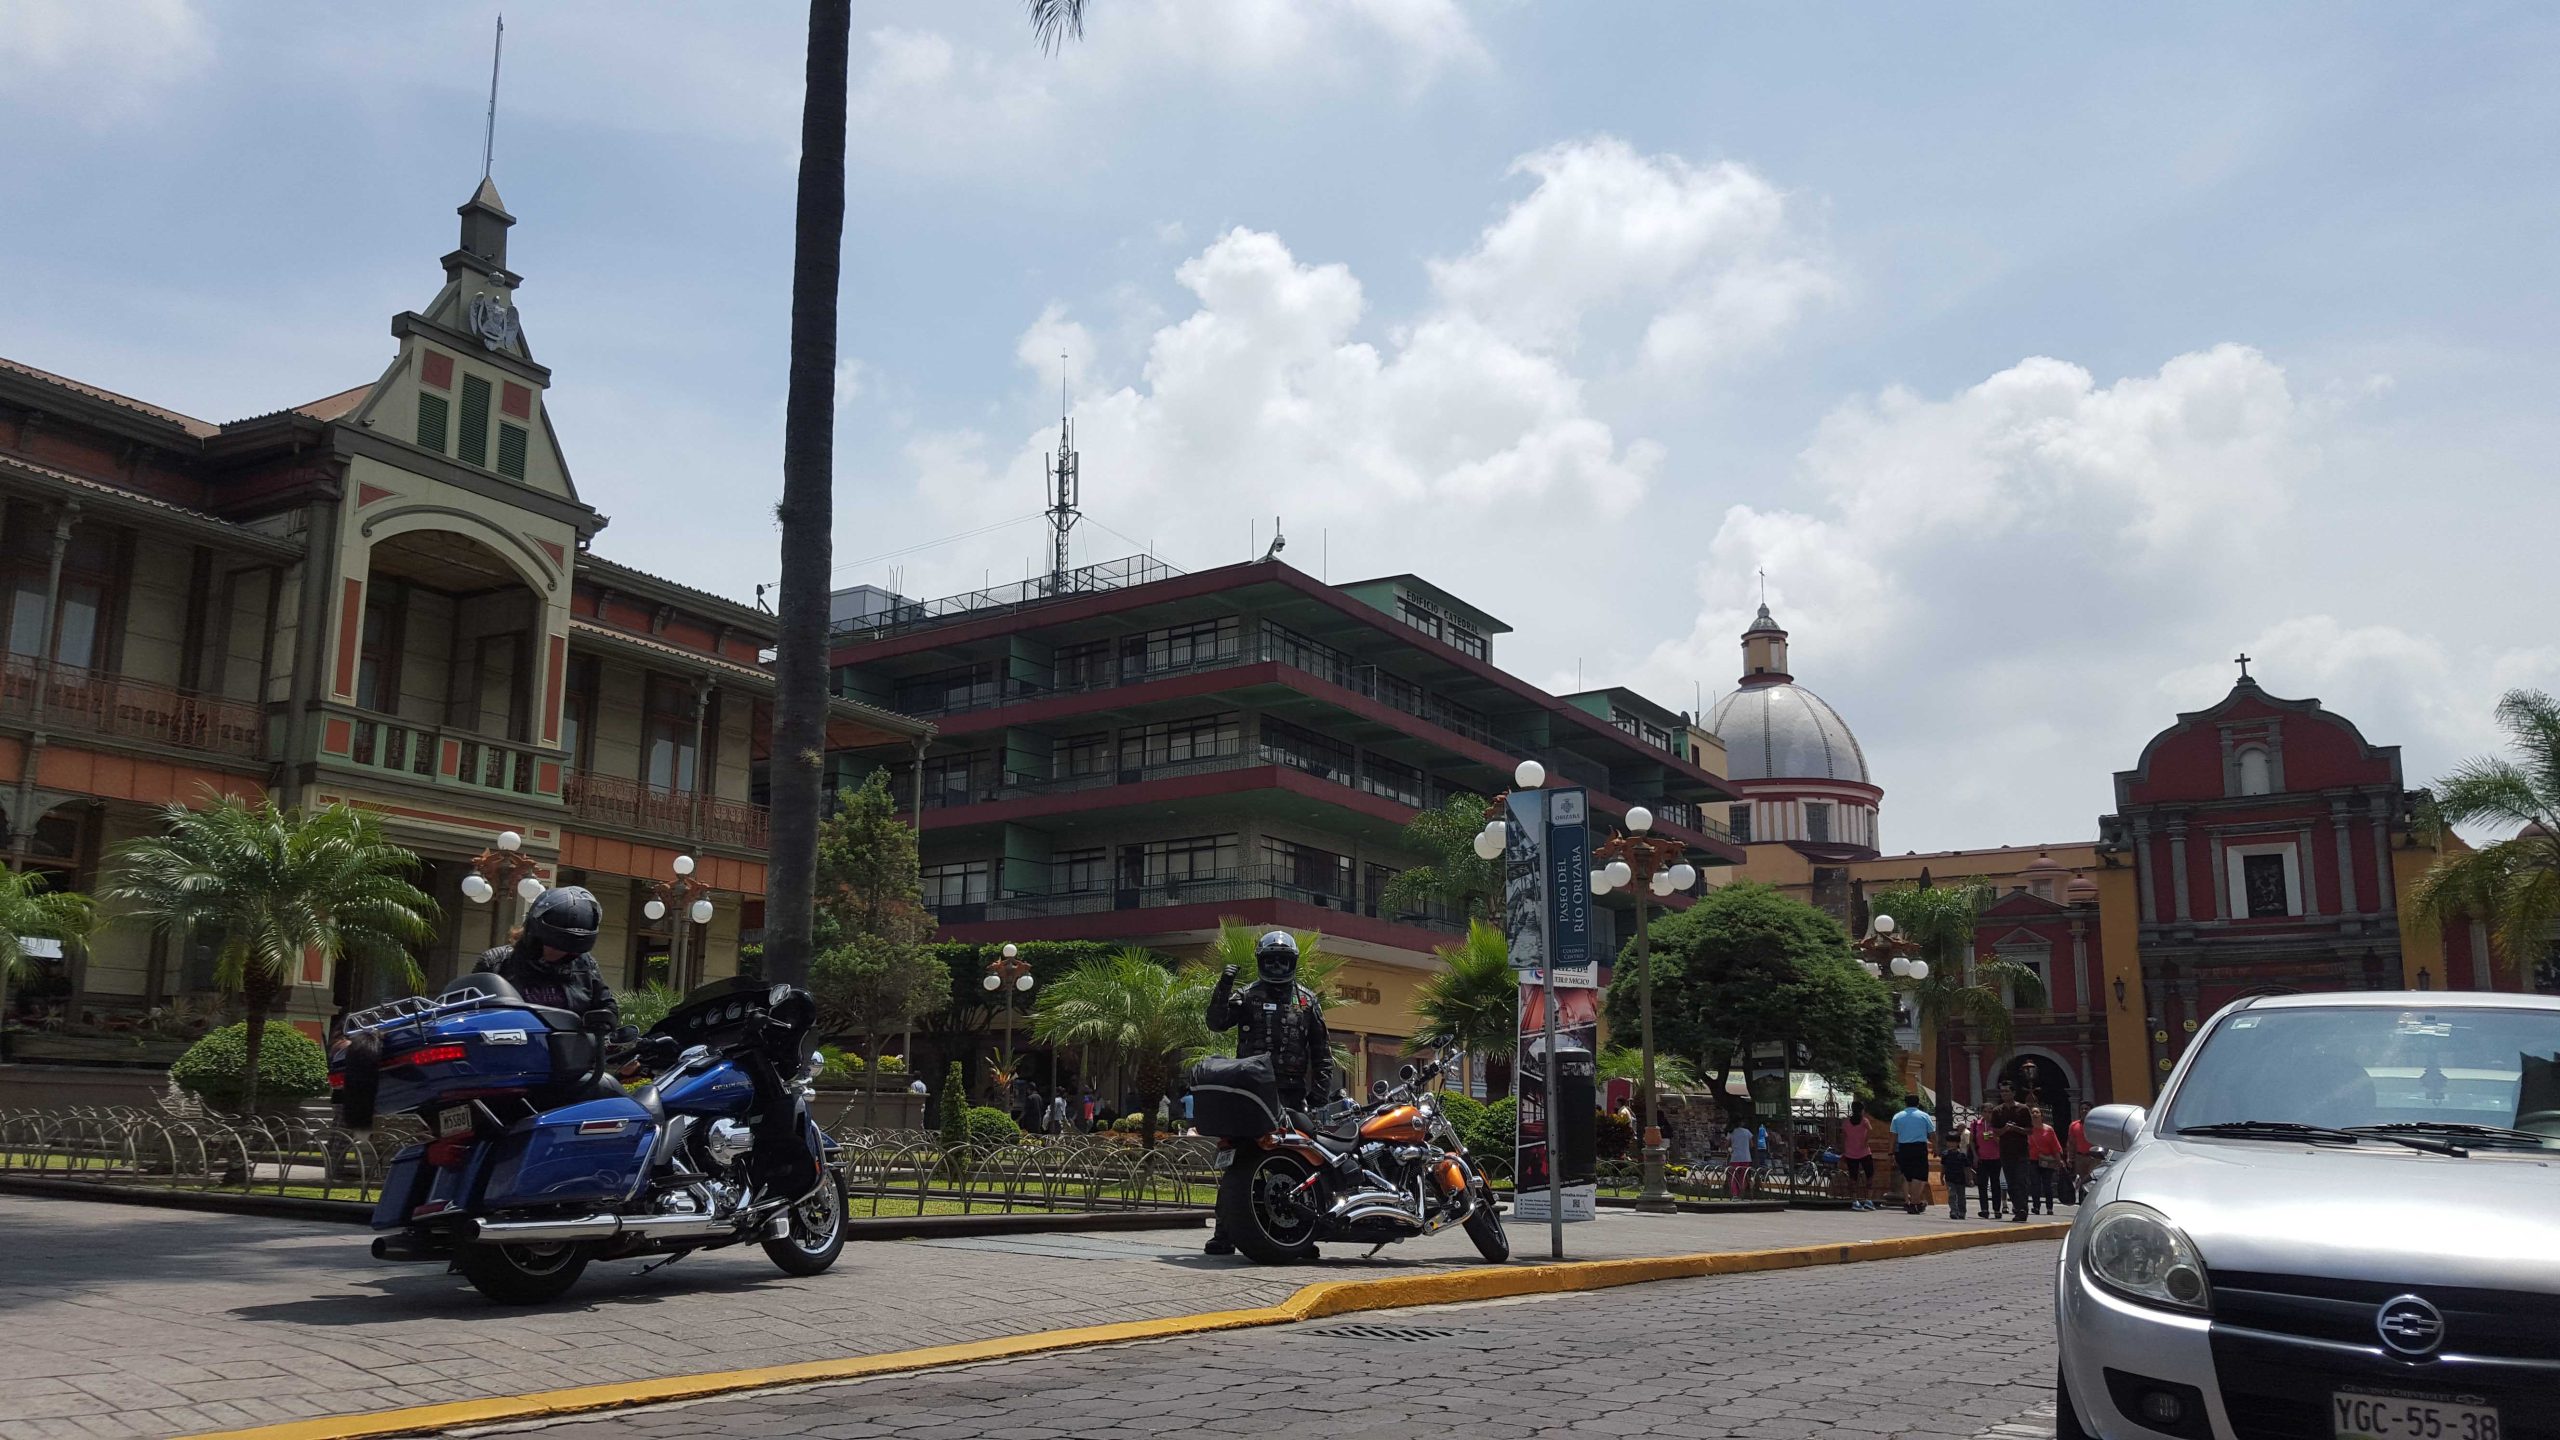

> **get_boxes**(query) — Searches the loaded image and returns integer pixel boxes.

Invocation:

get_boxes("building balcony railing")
[563,769,772,852]
[0,654,264,762]
[928,866,1469,937]
[345,716,554,802]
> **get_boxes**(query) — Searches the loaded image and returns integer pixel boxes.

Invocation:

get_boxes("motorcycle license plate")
[2334,1390,2501,1440]
[1214,1149,1236,1168]
[436,1106,472,1138]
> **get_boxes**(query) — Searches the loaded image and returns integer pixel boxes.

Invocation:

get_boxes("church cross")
[2235,652,2253,680]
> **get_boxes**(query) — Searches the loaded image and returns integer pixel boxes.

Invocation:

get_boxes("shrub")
[1439,1092,1486,1138]
[938,1062,967,1151]
[964,1106,1023,1150]
[1593,1108,1634,1160]
[169,1023,329,1111]
[1461,1097,1518,1160]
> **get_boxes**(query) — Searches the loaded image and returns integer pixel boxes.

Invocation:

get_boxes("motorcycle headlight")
[2083,1201,2212,1313]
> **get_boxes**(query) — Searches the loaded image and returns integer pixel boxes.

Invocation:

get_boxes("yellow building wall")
[2390,843,2446,990]
[2094,865,2153,1105]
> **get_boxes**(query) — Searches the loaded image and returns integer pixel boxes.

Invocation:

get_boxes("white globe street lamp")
[1625,805,1653,833]
[1909,960,1931,981]
[1604,860,1633,890]
[982,971,1003,992]
[461,873,494,904]
[1513,760,1545,789]
[1590,868,1611,895]
[496,830,522,853]
[672,854,696,877]
[515,875,545,904]
[643,897,667,922]
[1668,862,1698,891]
[688,898,714,925]
[1015,971,1035,992]
[1002,943,1019,960]
[1890,955,1912,978]
[1873,914,1897,935]
[1472,828,1504,861]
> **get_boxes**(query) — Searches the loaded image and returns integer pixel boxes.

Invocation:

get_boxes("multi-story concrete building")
[825,558,1746,1090]
[0,181,926,1068]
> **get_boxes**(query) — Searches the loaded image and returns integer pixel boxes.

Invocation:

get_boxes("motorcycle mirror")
[610,1025,640,1045]
[582,1008,617,1033]
[1370,1080,1389,1100]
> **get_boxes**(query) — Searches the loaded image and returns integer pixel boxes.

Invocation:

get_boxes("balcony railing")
[564,769,771,851]
[929,865,1468,936]
[0,655,264,762]
[346,718,549,800]
[831,553,1186,644]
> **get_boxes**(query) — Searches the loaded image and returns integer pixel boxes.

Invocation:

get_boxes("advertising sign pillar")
[1508,786,1595,1257]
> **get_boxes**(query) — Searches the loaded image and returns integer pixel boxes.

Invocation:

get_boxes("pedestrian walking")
[1888,1094,1936,1214]
[2029,1106,2063,1214]
[1988,1081,2036,1222]
[1727,1118,1755,1199]
[1839,1099,1876,1210]
[1971,1109,2003,1217]
[1940,1127,1974,1219]
[2068,1103,2099,1202]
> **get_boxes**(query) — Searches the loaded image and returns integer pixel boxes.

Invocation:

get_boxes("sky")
[3,1,2553,853]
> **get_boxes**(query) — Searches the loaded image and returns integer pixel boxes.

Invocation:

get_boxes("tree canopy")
[1603,882,1894,1102]
[2415,688,2560,984]
[808,772,945,1047]
[1380,792,1501,922]
[1409,920,1517,1096]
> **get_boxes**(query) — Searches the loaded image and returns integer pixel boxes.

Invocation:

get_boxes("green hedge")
[964,1105,1024,1150]
[169,1023,330,1109]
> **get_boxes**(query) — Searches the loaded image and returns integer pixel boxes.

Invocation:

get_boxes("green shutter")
[458,375,491,467]
[496,422,528,479]
[415,393,449,453]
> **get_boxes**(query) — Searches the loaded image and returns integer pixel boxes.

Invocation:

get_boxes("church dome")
[1708,681,1871,783]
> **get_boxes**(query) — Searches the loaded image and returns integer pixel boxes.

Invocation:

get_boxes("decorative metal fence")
[0,1111,1217,1215]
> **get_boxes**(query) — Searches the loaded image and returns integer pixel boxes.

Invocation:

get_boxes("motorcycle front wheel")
[764,1168,848,1277]
[454,1239,591,1304]
[1463,1179,1511,1263]
[1217,1149,1321,1263]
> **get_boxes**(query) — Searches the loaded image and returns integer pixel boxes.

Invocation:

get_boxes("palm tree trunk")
[240,966,280,1113]
[762,0,853,989]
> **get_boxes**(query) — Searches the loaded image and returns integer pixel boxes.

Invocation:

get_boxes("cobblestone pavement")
[459,1242,2064,1440]
[0,1193,2052,1439]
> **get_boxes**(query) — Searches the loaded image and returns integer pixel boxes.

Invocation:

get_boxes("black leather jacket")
[474,945,617,1017]
[1207,972,1333,1103]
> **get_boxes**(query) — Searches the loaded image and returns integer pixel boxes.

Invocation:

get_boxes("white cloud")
[1430,137,1837,374]
[0,0,210,124]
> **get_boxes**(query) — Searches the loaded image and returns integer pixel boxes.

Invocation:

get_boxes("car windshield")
[2165,1005,2560,1147]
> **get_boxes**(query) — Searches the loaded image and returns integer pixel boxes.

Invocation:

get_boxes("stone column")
[2070,919,2092,1019]
[2132,817,2157,923]
[2370,795,2397,916]
[2331,798,2361,915]
[2167,818,2192,922]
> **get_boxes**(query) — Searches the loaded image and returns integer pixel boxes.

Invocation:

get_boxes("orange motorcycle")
[1191,1045,1509,1264]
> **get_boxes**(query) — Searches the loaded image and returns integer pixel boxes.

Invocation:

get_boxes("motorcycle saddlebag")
[1187,1054,1283,1139]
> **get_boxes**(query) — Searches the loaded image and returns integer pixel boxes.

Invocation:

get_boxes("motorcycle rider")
[1202,930,1334,1256]
[474,886,615,1016]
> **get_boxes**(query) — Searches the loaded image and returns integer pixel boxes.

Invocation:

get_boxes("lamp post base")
[1635,1130,1675,1213]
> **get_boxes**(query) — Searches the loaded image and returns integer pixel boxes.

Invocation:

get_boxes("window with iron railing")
[1053,639,1113,690]
[1261,838,1354,902]
[1359,752,1426,808]
[1259,715,1355,785]
[1128,834,1238,886]
[1056,731,1112,779]
[921,860,992,909]
[1058,848,1108,894]
[894,663,1000,714]
[1132,617,1242,678]
[921,750,991,807]
[1120,713,1240,769]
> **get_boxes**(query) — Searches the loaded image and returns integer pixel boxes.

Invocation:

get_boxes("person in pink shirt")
[1838,1100,1876,1210]
[1972,1111,2004,1217]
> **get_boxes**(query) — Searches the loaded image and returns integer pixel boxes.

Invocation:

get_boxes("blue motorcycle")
[330,974,847,1303]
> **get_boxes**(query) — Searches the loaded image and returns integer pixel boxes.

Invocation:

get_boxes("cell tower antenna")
[1045,353,1080,592]
[481,16,505,181]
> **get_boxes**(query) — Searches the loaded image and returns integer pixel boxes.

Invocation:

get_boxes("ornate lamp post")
[1587,808,1698,1213]
[1857,914,1929,1103]
[460,829,544,931]
[641,854,717,991]
[982,942,1034,1072]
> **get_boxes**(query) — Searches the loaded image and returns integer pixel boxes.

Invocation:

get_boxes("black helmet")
[523,886,601,957]
[1254,930,1300,985]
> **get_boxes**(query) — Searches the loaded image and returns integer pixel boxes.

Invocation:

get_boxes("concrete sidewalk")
[0,1192,2059,1440]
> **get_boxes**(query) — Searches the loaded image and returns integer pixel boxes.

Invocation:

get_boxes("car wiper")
[2178,1119,2365,1143]
[2353,1122,2551,1151]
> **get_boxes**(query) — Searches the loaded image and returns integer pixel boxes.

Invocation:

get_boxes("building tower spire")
[481,15,505,183]
[1740,599,1791,687]
[1044,357,1080,593]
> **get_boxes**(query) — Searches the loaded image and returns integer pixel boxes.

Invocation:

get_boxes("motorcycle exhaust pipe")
[466,1212,746,1245]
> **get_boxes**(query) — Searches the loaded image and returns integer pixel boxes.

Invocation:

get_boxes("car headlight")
[2084,1201,2212,1313]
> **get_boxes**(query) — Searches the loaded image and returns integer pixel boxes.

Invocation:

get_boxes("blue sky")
[4,1,2552,852]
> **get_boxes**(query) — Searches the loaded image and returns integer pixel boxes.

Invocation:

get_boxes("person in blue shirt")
[1888,1095,1938,1215]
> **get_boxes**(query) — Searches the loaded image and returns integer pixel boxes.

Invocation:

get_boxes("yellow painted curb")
[182,1222,2067,1440]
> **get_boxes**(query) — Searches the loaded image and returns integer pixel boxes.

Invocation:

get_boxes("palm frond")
[1027,0,1085,53]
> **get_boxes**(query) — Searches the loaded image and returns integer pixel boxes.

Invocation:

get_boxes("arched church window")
[2237,746,2272,796]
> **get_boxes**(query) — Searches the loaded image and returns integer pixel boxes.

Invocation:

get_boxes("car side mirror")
[2083,1103,2144,1152]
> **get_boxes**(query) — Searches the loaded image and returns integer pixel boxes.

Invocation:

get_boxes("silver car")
[2056,990,2560,1440]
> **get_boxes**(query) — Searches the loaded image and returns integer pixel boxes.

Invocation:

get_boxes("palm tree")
[1028,0,1088,52]
[1409,920,1517,1097]
[1869,880,2045,1123]
[1380,793,1501,923]
[0,867,98,1040]
[1200,918,1343,1002]
[1031,947,1215,1148]
[2415,688,2560,983]
[762,0,855,988]
[107,796,436,1109]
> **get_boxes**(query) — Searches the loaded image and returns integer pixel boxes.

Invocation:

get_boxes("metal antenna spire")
[1045,353,1080,593]
[480,16,506,181]
[1758,566,1767,605]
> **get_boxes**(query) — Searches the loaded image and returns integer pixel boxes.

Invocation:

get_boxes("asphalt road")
[457,1241,2066,1440]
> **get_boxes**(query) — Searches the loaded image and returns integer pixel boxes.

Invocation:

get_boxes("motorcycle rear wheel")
[1463,1182,1511,1263]
[1217,1149,1320,1263]
[454,1240,590,1304]
[764,1169,848,1277]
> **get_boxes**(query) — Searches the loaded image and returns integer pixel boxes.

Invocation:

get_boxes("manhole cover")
[1300,1322,1484,1342]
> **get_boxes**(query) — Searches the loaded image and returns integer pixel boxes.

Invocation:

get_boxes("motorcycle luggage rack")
[342,992,501,1038]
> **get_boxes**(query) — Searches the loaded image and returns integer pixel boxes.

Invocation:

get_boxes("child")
[1941,1130,1975,1220]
